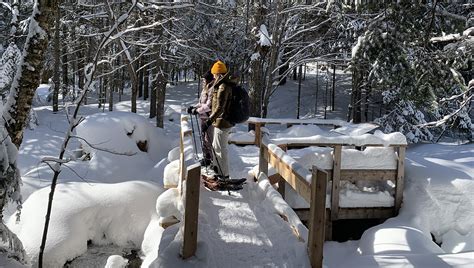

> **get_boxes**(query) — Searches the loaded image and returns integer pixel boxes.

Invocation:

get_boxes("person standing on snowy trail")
[202,60,238,180]
[188,71,214,166]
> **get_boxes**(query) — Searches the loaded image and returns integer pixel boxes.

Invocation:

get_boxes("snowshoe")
[201,175,246,191]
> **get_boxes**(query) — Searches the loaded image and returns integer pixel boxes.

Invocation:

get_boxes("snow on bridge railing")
[271,130,407,148]
[259,136,327,268]
[179,113,201,259]
[233,117,385,146]
[247,117,349,126]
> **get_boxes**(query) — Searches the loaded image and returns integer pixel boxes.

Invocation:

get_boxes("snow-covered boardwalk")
[196,184,309,267]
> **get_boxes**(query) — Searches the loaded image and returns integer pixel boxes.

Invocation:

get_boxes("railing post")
[308,168,327,268]
[395,146,405,212]
[255,123,262,146]
[259,140,268,178]
[182,164,201,259]
[331,145,341,221]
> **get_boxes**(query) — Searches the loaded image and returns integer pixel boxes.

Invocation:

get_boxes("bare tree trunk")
[62,24,68,103]
[315,62,319,113]
[297,65,302,119]
[138,58,144,99]
[98,77,103,109]
[261,1,285,118]
[143,66,149,100]
[351,68,362,123]
[249,1,267,117]
[331,64,336,111]
[156,59,168,128]
[150,70,157,118]
[3,0,60,148]
[109,76,114,111]
[52,5,60,112]
[119,39,138,113]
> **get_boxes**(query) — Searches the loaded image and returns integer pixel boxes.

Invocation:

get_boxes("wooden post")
[259,141,268,178]
[179,131,185,183]
[255,123,262,146]
[308,168,327,268]
[395,146,405,212]
[182,164,201,259]
[277,176,286,199]
[325,210,332,241]
[277,145,287,198]
[331,145,342,221]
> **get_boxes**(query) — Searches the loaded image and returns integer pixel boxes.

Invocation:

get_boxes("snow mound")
[34,84,51,105]
[163,160,180,187]
[403,143,474,248]
[18,111,177,184]
[288,146,397,170]
[76,111,170,162]
[105,255,128,268]
[167,146,180,162]
[229,130,255,144]
[271,125,406,146]
[8,181,163,267]
[274,124,326,139]
[442,230,474,253]
[358,217,444,255]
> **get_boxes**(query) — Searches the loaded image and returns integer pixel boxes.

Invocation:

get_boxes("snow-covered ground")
[2,78,474,267]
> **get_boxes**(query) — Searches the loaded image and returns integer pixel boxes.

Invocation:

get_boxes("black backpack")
[225,85,250,125]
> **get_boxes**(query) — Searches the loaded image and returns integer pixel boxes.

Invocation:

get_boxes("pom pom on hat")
[211,60,228,74]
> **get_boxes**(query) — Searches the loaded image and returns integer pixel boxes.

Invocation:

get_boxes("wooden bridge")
[169,114,406,268]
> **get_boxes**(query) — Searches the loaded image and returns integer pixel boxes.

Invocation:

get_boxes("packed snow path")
[197,183,309,267]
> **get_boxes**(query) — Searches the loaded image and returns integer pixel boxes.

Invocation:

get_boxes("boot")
[200,158,212,167]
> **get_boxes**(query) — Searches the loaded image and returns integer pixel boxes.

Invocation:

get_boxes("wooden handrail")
[247,117,348,126]
[179,114,201,259]
[259,138,327,268]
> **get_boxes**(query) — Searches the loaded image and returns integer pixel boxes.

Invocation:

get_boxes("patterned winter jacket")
[208,74,238,129]
[194,79,213,119]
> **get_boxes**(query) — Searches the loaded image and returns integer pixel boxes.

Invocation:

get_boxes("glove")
[187,106,194,114]
[202,120,212,132]
[191,107,198,115]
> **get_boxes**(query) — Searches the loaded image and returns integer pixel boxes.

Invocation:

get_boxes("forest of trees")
[0,0,472,261]
[1,1,471,141]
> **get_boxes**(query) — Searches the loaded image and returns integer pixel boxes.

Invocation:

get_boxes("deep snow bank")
[353,143,474,265]
[17,112,173,202]
[8,181,163,267]
[76,111,170,162]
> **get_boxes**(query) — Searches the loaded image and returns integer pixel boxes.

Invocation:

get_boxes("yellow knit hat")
[211,60,227,74]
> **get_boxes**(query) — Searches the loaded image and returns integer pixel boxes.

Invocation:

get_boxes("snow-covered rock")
[8,181,163,267]
[104,255,128,268]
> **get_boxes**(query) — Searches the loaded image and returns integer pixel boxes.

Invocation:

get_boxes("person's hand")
[191,107,198,115]
[202,120,212,132]
[187,106,194,114]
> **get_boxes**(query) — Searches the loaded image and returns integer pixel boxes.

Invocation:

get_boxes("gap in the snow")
[331,219,385,242]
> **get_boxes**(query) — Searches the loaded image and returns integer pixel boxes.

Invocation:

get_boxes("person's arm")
[196,91,211,114]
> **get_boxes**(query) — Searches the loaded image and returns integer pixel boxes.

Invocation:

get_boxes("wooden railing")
[234,117,350,146]
[259,137,327,268]
[179,114,201,259]
[276,142,406,217]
